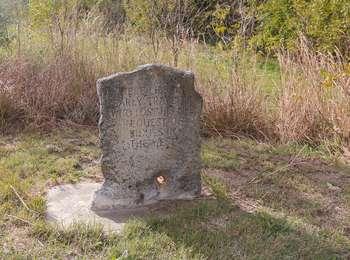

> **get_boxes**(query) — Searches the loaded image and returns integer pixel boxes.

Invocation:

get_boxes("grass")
[1,128,350,258]
[202,141,240,171]
[1,26,349,145]
[0,31,278,138]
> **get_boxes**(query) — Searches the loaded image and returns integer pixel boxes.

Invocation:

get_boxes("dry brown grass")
[200,68,273,140]
[0,54,98,130]
[276,39,350,145]
[0,31,348,146]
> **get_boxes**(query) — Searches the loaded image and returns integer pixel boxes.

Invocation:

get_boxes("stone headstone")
[92,64,202,210]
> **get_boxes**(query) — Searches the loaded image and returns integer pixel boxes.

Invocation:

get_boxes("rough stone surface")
[92,64,202,210]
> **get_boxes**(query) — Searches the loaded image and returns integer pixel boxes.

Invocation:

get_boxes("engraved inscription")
[93,65,202,209]
[112,85,190,152]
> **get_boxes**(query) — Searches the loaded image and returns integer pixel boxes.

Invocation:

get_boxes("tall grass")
[276,39,350,144]
[0,20,349,147]
[200,58,273,139]
[0,54,98,128]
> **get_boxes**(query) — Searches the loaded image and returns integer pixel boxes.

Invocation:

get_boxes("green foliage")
[251,0,299,52]
[123,0,252,48]
[4,0,349,55]
[97,0,125,27]
[252,0,350,55]
[124,0,195,37]
[124,0,350,55]
[187,1,256,46]
[305,0,350,53]
[29,0,77,29]
[123,0,152,32]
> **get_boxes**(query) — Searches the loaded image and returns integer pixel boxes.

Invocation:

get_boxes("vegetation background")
[1,1,350,258]
[0,0,348,146]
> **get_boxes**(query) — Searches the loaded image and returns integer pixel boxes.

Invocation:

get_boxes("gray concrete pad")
[46,182,212,233]
[47,183,124,232]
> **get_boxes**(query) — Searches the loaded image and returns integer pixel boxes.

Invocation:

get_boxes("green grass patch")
[202,140,240,171]
[1,130,350,258]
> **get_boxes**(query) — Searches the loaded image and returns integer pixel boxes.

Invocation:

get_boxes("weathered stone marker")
[92,64,202,210]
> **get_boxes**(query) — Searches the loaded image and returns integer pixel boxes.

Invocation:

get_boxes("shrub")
[252,0,350,56]
[124,0,255,47]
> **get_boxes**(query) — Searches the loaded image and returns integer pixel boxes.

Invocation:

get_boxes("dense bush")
[124,0,255,46]
[2,0,349,55]
[124,0,350,56]
[252,0,350,55]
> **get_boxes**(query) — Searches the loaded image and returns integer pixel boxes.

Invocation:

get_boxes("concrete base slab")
[46,182,211,233]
